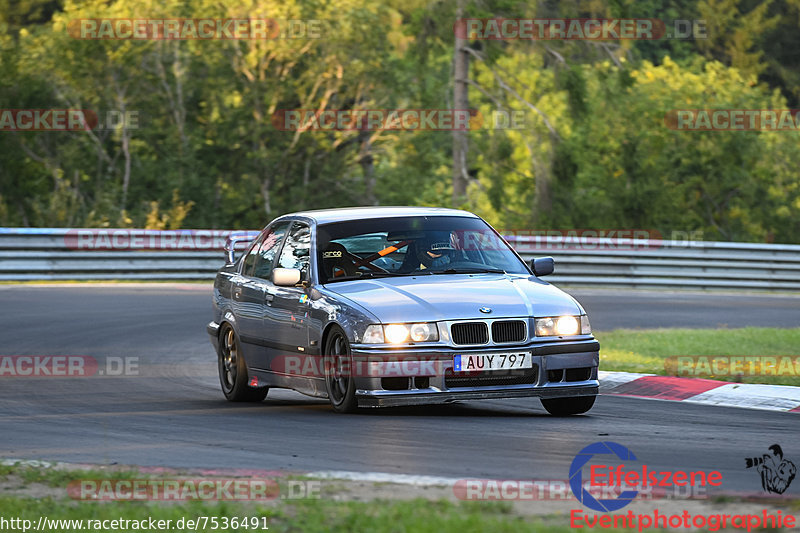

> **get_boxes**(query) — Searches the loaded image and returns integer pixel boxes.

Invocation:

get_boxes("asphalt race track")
[0,284,798,493]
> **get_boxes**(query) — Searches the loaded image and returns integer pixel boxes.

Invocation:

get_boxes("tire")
[323,325,358,413]
[541,395,596,416]
[218,323,268,402]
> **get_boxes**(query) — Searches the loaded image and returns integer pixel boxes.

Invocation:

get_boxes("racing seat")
[322,242,358,279]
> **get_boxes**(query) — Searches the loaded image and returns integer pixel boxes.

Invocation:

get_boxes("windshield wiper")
[432,268,506,275]
[329,271,409,281]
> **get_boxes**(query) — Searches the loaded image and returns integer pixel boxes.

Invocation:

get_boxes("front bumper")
[351,338,599,408]
[207,321,220,350]
[357,384,598,407]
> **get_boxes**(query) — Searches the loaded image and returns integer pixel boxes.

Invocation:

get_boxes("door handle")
[233,287,242,300]
[265,292,275,304]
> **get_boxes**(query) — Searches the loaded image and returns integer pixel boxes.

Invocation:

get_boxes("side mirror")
[531,257,554,277]
[273,267,301,286]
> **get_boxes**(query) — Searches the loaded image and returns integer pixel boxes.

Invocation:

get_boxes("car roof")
[282,206,480,225]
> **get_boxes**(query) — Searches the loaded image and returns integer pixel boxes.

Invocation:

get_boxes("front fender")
[313,287,381,348]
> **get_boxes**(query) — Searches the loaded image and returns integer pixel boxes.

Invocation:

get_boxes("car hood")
[324,274,583,323]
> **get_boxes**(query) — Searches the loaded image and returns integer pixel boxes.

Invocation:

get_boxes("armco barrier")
[1,228,799,290]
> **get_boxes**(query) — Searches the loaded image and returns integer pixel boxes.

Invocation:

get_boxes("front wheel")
[541,395,596,416]
[218,324,268,402]
[323,326,358,413]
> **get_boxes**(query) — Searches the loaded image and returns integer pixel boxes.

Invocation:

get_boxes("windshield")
[316,216,529,283]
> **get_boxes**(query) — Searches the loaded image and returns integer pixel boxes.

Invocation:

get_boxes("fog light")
[410,323,438,342]
[535,317,555,337]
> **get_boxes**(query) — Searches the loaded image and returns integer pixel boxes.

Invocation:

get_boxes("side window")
[243,222,290,279]
[277,223,311,277]
[241,232,266,276]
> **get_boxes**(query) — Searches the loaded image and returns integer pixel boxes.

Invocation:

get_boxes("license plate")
[453,352,532,372]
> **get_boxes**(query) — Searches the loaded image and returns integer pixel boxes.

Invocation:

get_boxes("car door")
[237,220,290,371]
[266,221,313,375]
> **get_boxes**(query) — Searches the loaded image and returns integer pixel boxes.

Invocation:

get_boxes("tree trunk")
[452,0,469,206]
[120,127,131,212]
[359,131,377,205]
[261,177,272,217]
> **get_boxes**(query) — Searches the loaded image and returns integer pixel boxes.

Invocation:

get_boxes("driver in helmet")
[414,233,456,270]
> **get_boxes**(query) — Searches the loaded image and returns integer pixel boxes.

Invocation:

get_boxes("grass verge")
[0,497,588,533]
[596,327,800,386]
[1,463,798,532]
[0,464,612,533]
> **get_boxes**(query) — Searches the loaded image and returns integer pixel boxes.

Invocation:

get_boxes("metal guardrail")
[505,235,800,291]
[0,228,247,281]
[1,227,800,290]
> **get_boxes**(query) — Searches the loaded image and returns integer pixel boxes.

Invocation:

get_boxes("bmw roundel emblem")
[479,307,492,314]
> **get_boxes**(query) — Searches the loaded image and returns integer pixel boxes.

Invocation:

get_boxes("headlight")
[534,315,587,337]
[555,316,579,335]
[384,324,410,344]
[361,323,439,344]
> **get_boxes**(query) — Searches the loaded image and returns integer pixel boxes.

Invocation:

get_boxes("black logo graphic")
[745,444,796,494]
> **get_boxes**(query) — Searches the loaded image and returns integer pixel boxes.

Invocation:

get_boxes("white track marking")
[684,383,800,412]
[305,470,461,487]
[598,370,655,392]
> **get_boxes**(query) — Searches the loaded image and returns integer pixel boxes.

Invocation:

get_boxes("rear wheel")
[218,324,268,402]
[541,395,595,416]
[323,326,357,413]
